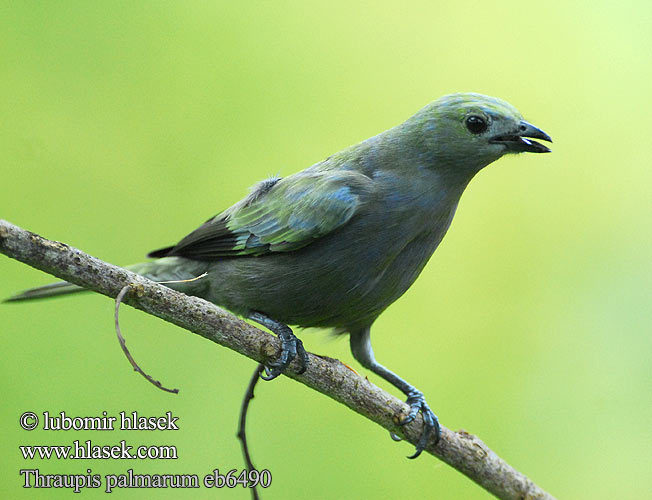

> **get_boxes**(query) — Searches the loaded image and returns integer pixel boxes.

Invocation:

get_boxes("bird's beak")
[490,121,552,153]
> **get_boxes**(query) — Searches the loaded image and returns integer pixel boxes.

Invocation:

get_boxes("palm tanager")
[8,93,552,458]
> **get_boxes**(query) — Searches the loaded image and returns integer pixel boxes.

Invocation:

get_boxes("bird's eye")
[465,115,488,134]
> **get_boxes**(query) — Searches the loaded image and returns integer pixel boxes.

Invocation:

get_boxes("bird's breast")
[329,192,459,322]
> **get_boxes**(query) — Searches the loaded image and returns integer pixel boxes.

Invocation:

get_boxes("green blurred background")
[2,1,651,498]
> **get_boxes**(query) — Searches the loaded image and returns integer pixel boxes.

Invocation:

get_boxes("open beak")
[490,121,552,153]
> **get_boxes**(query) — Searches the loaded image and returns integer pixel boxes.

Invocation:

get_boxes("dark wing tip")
[147,246,175,259]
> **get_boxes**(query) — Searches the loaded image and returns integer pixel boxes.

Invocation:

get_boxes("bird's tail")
[5,257,209,303]
[4,281,85,302]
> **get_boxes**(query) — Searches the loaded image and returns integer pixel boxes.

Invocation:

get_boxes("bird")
[7,93,551,458]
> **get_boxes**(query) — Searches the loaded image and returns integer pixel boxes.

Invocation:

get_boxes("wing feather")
[147,170,372,260]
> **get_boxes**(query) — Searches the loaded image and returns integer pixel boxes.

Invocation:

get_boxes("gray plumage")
[7,93,551,457]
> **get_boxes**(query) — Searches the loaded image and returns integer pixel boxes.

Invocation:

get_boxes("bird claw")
[396,389,441,459]
[389,432,403,442]
[260,332,309,381]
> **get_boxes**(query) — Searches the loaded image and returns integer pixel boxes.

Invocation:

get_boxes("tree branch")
[0,219,554,500]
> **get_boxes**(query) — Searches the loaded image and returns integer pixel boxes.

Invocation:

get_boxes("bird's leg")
[248,311,309,381]
[350,327,440,458]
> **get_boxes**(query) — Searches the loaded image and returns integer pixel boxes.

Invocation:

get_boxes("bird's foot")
[395,389,441,459]
[261,329,309,381]
[248,311,310,381]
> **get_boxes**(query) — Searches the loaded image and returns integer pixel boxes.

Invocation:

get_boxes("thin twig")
[112,274,207,392]
[158,272,208,285]
[115,284,179,394]
[0,219,556,500]
[237,363,265,500]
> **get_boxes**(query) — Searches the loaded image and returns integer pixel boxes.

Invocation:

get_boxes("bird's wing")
[147,170,373,260]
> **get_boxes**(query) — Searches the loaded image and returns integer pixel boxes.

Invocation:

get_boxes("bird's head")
[411,93,551,176]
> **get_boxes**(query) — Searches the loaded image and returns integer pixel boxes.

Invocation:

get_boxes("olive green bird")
[8,93,551,458]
